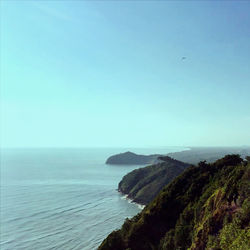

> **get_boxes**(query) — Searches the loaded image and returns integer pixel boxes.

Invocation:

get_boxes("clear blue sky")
[1,1,250,148]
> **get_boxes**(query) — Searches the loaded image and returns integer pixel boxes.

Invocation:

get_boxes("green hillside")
[118,156,189,205]
[99,155,250,250]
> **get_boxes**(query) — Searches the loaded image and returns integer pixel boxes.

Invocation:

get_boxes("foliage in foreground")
[99,155,250,250]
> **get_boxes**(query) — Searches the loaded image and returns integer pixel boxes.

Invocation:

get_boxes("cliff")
[118,156,189,205]
[99,155,250,250]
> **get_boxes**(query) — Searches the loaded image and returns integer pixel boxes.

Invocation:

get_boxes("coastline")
[119,191,146,210]
[116,147,192,208]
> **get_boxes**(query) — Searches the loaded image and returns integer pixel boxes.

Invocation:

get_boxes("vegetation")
[106,151,161,165]
[99,154,250,250]
[246,156,250,163]
[118,156,189,204]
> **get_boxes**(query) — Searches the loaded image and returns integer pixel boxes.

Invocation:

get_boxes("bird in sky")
[181,57,186,60]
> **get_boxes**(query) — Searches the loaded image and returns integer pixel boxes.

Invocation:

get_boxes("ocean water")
[0,147,186,250]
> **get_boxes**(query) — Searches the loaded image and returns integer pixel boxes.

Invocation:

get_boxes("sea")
[0,147,187,250]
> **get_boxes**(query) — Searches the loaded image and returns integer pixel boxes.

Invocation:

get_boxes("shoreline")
[116,147,192,209]
[119,191,146,210]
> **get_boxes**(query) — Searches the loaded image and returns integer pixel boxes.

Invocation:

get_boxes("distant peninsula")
[106,147,250,166]
[105,151,161,165]
[107,147,250,205]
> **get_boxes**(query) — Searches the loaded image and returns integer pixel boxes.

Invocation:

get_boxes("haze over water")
[0,147,186,250]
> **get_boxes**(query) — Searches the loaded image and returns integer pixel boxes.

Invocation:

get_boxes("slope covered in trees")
[118,156,189,205]
[99,155,250,250]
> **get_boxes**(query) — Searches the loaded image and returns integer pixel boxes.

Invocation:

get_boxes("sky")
[1,1,250,148]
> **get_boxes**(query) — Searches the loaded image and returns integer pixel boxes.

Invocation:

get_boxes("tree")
[245,156,250,163]
[215,154,243,167]
[198,160,208,168]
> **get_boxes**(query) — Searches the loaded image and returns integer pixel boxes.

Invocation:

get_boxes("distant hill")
[167,147,250,164]
[118,156,189,205]
[105,151,161,165]
[99,155,250,250]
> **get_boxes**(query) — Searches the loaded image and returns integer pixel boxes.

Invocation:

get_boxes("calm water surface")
[0,147,186,250]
